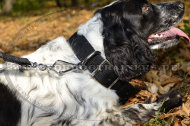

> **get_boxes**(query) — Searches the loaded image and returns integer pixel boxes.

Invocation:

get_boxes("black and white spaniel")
[0,0,189,126]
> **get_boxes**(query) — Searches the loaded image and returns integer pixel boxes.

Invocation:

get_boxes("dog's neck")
[77,13,106,59]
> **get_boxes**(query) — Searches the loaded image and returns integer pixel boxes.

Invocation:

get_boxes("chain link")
[30,60,82,76]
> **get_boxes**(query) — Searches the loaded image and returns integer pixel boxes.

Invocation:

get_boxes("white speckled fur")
[0,13,120,126]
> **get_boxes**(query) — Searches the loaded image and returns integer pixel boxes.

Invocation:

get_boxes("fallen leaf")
[182,119,190,126]
[181,103,190,117]
[159,83,176,94]
[129,79,146,89]
[161,77,182,86]
[145,70,159,83]
[162,103,190,118]
[130,79,145,85]
[145,82,158,94]
[122,90,153,109]
[180,48,190,60]
[174,121,182,126]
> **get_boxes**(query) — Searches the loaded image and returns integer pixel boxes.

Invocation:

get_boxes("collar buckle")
[91,59,119,89]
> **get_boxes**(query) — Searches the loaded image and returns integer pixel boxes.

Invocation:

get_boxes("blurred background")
[0,0,189,56]
[0,0,190,125]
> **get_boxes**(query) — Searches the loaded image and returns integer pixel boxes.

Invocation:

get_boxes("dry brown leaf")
[122,90,153,109]
[181,103,190,117]
[174,121,182,126]
[145,70,159,83]
[161,77,182,86]
[174,62,190,73]
[132,124,143,126]
[133,124,145,126]
[180,48,190,60]
[159,83,176,94]
[145,70,179,94]
[162,103,190,118]
[130,79,145,85]
[182,119,190,126]
[129,79,147,89]
[150,93,158,102]
[145,82,158,93]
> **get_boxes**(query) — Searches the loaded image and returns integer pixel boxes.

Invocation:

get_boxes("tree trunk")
[71,0,78,6]
[56,0,63,7]
[84,0,89,3]
[2,0,15,14]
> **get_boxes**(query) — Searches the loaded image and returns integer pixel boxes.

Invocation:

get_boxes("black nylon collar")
[68,32,137,102]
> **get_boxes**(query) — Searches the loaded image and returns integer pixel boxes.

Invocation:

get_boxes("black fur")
[0,83,21,126]
[157,90,182,113]
[96,0,184,81]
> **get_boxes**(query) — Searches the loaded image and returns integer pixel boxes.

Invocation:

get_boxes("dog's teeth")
[154,34,159,37]
[158,34,164,38]
[152,34,164,38]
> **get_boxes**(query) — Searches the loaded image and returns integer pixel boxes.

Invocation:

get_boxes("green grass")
[0,0,55,16]
[144,98,168,126]
[13,0,55,13]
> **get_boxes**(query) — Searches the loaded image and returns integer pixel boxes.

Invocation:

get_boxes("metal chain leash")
[30,60,83,76]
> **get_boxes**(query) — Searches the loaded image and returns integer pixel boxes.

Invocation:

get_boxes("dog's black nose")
[177,1,185,9]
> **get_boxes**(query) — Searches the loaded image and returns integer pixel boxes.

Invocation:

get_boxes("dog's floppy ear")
[103,24,155,81]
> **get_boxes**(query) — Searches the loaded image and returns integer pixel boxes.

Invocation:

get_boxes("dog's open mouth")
[148,27,190,49]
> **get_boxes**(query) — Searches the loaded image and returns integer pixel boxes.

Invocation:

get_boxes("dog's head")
[96,0,187,81]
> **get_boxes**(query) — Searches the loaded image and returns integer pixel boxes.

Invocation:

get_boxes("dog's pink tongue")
[169,27,190,43]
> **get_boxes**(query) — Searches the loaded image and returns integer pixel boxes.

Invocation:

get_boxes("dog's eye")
[142,4,150,14]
